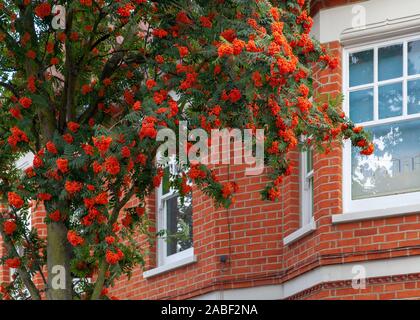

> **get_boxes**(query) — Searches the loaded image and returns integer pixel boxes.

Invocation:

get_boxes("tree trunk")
[91,259,108,300]
[46,222,73,300]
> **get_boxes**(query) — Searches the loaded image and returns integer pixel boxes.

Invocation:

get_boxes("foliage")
[0,0,372,300]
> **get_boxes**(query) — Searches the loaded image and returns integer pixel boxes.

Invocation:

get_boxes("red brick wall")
[3,2,420,300]
[4,39,420,299]
[282,151,301,240]
[280,40,420,297]
[109,164,285,299]
[105,37,420,297]
[31,202,48,293]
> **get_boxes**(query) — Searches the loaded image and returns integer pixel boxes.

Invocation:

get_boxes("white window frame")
[156,162,193,267]
[342,34,420,215]
[300,149,314,227]
[283,149,316,245]
[156,183,194,267]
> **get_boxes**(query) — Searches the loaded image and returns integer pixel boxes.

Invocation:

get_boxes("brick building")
[3,0,420,300]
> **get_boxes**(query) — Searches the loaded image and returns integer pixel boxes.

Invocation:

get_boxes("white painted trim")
[341,14,420,47]
[313,0,420,44]
[192,255,420,300]
[156,163,194,267]
[192,284,282,301]
[164,247,194,266]
[143,254,197,279]
[300,150,314,227]
[283,218,316,245]
[332,203,420,224]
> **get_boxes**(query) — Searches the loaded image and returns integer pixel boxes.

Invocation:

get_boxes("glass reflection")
[350,89,374,123]
[378,44,403,81]
[349,50,374,87]
[408,79,420,115]
[378,82,403,119]
[166,193,193,256]
[352,119,420,200]
[408,40,420,76]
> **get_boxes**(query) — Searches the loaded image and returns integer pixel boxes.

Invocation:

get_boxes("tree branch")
[0,81,19,97]
[77,13,144,124]
[21,229,47,288]
[90,186,136,300]
[59,8,77,130]
[0,225,41,300]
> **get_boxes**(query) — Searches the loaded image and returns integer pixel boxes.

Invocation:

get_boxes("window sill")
[143,254,197,279]
[332,203,420,224]
[283,219,316,245]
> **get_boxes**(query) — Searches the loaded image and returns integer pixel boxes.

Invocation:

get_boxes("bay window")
[343,36,420,214]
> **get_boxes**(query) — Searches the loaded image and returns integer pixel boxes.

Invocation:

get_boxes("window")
[343,36,420,213]
[300,149,314,226]
[283,149,316,245]
[156,163,193,266]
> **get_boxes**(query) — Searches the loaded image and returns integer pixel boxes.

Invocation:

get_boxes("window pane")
[378,82,403,119]
[378,44,403,81]
[408,79,420,115]
[166,194,193,256]
[352,118,420,200]
[350,89,374,123]
[301,176,313,227]
[349,50,374,87]
[306,149,313,173]
[408,40,420,76]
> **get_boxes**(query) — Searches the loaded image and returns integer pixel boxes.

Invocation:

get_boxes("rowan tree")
[0,0,372,300]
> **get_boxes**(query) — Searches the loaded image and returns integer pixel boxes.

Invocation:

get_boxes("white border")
[300,150,314,227]
[143,254,197,279]
[341,14,420,47]
[156,185,194,267]
[283,218,316,246]
[333,203,420,224]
